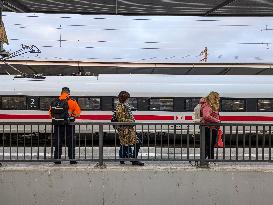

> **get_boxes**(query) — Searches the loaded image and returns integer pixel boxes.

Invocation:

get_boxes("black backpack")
[50,98,69,125]
[111,111,118,129]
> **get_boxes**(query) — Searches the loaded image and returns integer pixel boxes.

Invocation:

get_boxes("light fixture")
[142,48,160,49]
[133,18,150,21]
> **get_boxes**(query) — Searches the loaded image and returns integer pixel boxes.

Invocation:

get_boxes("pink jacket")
[200,98,220,127]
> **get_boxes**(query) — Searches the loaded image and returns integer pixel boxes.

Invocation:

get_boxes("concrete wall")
[1,165,273,205]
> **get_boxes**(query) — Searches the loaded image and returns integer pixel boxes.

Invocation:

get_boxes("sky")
[2,12,273,63]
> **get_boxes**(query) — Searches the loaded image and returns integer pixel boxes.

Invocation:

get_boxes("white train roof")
[1,74,273,98]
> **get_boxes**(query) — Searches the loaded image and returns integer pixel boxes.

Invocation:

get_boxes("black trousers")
[119,143,141,158]
[205,127,217,159]
[54,125,75,160]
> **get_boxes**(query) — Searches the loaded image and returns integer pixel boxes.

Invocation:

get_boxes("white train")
[0,74,273,134]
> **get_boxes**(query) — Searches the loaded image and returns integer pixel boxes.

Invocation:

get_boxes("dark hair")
[61,87,70,94]
[118,91,130,103]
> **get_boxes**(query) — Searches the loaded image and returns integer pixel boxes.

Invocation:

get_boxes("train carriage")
[0,74,273,135]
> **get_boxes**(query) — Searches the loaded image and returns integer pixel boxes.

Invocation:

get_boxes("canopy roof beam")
[2,0,30,12]
[205,0,238,16]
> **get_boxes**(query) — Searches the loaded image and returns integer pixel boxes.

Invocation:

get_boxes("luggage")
[215,129,224,148]
[193,104,202,122]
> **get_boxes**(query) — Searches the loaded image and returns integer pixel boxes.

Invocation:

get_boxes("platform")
[1,162,273,205]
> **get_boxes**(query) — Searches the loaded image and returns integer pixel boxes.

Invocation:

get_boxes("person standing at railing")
[49,87,81,165]
[200,91,220,163]
[114,91,144,166]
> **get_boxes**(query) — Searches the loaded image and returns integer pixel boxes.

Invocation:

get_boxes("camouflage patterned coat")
[115,102,137,145]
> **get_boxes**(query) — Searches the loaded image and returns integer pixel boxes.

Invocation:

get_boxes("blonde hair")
[205,91,220,111]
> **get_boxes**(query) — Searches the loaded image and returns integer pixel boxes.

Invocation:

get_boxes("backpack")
[111,111,118,129]
[50,98,69,125]
[193,104,202,122]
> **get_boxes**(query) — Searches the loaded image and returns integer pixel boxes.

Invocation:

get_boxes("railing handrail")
[1,121,273,167]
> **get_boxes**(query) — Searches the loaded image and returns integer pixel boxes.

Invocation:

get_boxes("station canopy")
[3,0,273,16]
[1,61,273,76]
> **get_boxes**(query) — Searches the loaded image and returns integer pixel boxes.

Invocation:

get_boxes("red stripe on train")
[135,115,174,120]
[80,115,174,120]
[185,116,273,121]
[0,114,174,121]
[184,116,193,120]
[0,114,50,119]
[221,116,273,121]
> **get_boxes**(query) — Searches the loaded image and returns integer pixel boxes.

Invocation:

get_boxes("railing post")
[199,125,207,168]
[96,124,106,168]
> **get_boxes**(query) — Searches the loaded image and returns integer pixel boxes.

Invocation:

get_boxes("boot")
[70,161,78,165]
[131,161,144,166]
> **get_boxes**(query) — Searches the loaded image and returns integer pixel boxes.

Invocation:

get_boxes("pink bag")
[215,129,224,148]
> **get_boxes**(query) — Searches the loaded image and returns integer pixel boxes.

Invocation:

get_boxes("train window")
[1,96,26,110]
[40,97,56,110]
[257,99,273,112]
[221,99,245,112]
[185,98,200,111]
[149,98,173,111]
[78,97,101,110]
[113,98,138,110]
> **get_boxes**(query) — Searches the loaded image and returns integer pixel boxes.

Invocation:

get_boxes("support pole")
[95,124,106,168]
[199,126,208,168]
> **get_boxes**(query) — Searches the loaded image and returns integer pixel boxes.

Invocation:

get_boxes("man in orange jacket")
[49,87,81,164]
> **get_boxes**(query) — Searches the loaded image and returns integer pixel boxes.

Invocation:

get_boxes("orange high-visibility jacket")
[49,93,81,118]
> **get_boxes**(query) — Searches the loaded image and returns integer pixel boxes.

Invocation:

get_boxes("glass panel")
[40,97,56,110]
[221,99,245,112]
[185,98,200,111]
[113,97,138,110]
[258,99,273,112]
[78,97,100,110]
[149,98,173,111]
[1,96,26,110]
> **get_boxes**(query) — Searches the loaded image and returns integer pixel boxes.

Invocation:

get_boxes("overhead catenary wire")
[0,44,42,75]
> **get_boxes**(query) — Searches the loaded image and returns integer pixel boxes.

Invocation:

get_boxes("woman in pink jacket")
[200,91,220,160]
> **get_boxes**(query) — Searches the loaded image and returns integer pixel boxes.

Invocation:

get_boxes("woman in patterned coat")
[114,91,144,166]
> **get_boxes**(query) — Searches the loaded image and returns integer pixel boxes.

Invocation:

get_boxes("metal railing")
[0,121,273,167]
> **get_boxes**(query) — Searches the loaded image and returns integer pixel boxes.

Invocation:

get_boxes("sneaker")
[131,161,144,166]
[70,161,78,165]
[54,161,61,165]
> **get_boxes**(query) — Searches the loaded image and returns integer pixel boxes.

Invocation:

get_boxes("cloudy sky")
[2,12,273,63]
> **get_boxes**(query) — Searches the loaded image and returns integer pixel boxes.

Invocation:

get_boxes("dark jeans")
[54,125,75,160]
[205,127,217,159]
[119,138,141,159]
